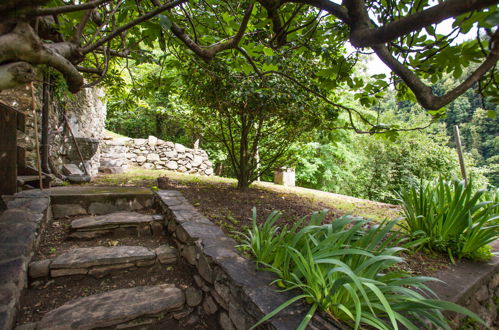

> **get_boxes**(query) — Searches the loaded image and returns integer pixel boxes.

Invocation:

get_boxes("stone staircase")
[14,192,209,329]
[69,211,164,238]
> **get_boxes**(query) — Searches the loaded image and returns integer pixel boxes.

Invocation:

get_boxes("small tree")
[183,62,325,188]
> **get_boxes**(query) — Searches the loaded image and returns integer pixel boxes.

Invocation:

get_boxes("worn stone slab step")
[29,245,177,278]
[69,212,164,238]
[37,284,185,330]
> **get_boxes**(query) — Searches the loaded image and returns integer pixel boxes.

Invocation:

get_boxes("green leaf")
[484,11,499,27]
[262,63,278,71]
[263,47,274,56]
[487,110,496,119]
[158,15,172,31]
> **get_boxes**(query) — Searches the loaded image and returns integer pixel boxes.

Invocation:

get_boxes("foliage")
[239,209,484,329]
[105,57,198,146]
[397,179,499,262]
[289,107,490,203]
[181,59,333,189]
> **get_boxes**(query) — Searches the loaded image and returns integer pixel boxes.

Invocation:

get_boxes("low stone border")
[29,245,177,279]
[0,192,51,330]
[427,241,499,328]
[154,190,340,329]
[48,186,154,218]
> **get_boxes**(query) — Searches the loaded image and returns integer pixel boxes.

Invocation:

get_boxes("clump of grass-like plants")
[238,208,484,330]
[397,179,498,262]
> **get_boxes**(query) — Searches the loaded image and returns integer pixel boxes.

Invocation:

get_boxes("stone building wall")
[0,83,106,177]
[99,135,214,176]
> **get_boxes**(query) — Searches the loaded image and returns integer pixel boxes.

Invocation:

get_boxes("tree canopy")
[1,0,497,122]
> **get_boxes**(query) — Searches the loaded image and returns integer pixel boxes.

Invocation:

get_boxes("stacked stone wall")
[100,135,214,176]
[0,83,106,177]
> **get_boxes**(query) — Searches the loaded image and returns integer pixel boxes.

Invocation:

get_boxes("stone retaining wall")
[427,242,499,329]
[154,190,340,329]
[99,135,214,176]
[0,84,106,177]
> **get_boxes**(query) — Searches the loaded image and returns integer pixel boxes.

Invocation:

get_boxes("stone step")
[37,284,185,330]
[29,245,177,278]
[69,211,164,238]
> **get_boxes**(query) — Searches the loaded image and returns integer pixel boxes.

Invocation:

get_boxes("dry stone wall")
[0,83,106,177]
[100,135,214,176]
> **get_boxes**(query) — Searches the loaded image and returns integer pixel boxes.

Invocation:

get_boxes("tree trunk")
[237,109,251,189]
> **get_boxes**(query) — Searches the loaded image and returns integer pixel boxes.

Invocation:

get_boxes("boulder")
[134,139,147,146]
[174,143,186,153]
[192,156,203,167]
[61,164,83,176]
[164,151,177,159]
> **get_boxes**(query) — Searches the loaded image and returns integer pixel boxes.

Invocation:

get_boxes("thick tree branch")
[72,10,93,43]
[372,32,499,110]
[0,62,36,91]
[31,0,113,16]
[0,23,83,92]
[77,66,103,74]
[347,0,497,47]
[1,0,48,15]
[170,2,254,61]
[286,0,350,24]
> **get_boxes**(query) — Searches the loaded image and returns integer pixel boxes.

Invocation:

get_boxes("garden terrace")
[1,177,497,329]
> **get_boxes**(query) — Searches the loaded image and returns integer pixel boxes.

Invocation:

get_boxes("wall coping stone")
[427,240,499,304]
[0,194,51,330]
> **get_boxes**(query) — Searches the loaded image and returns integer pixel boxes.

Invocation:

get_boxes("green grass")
[103,129,129,139]
[94,169,399,220]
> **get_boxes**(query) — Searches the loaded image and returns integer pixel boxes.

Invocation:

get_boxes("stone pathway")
[37,285,184,330]
[69,211,164,238]
[29,245,176,278]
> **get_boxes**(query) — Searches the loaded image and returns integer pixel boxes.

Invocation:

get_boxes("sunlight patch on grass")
[93,169,399,221]
[93,167,237,186]
[103,129,130,139]
[254,182,400,221]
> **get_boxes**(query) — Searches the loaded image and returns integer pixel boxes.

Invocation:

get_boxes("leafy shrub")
[239,209,483,329]
[397,179,499,262]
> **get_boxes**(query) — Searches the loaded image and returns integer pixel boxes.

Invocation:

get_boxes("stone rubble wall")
[100,135,214,176]
[0,83,106,177]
